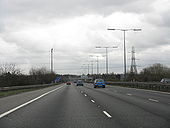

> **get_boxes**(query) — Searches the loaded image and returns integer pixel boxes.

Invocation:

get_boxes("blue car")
[94,79,105,88]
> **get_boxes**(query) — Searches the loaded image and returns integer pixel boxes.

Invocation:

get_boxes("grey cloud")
[145,12,170,28]
[1,0,155,20]
[1,0,170,74]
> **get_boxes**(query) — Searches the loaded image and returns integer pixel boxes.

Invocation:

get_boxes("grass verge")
[0,84,61,98]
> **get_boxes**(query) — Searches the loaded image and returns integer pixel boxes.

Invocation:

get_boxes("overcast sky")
[0,0,170,75]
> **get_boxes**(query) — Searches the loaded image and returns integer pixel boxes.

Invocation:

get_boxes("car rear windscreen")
[96,79,104,82]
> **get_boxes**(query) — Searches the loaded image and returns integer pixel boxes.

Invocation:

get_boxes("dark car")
[76,80,84,86]
[66,82,71,85]
[94,79,105,88]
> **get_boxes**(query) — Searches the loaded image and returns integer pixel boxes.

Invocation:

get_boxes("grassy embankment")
[0,83,61,98]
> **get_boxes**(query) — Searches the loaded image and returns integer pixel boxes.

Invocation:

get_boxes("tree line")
[1,63,170,87]
[89,63,170,82]
[0,63,67,87]
[129,63,170,82]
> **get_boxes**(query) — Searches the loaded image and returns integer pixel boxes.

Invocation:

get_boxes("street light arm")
[107,28,116,30]
[96,46,101,48]
[96,46,118,49]
[108,28,142,31]
[113,46,118,48]
[108,28,125,31]
[133,29,142,31]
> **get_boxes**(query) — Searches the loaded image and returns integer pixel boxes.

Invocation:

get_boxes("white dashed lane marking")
[91,100,95,103]
[148,98,159,102]
[127,93,132,96]
[80,90,112,119]
[103,111,112,118]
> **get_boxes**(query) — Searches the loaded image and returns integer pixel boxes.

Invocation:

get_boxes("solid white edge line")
[148,98,159,102]
[103,111,112,118]
[0,86,64,119]
[84,94,87,96]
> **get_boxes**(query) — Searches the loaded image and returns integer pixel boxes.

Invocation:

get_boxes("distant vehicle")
[76,80,84,86]
[66,82,71,85]
[94,79,105,88]
[160,78,170,83]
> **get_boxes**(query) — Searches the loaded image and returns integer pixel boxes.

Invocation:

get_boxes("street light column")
[90,55,100,75]
[96,46,117,74]
[88,64,89,75]
[91,61,93,75]
[96,56,99,74]
[107,28,141,81]
[51,48,53,73]
[123,30,127,80]
[106,47,108,74]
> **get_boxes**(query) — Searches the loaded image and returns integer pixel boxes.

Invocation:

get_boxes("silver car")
[160,78,170,83]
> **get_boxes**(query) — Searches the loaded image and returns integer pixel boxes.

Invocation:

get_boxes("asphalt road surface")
[0,83,170,128]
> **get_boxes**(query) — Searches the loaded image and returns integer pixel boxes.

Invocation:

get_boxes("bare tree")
[29,67,51,75]
[0,63,22,75]
[139,63,170,82]
[29,67,55,84]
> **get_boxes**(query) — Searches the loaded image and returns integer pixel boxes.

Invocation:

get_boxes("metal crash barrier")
[106,82,170,92]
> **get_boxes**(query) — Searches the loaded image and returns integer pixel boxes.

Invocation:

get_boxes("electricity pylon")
[130,46,137,74]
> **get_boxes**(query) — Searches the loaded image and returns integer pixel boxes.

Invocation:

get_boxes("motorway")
[0,83,170,128]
